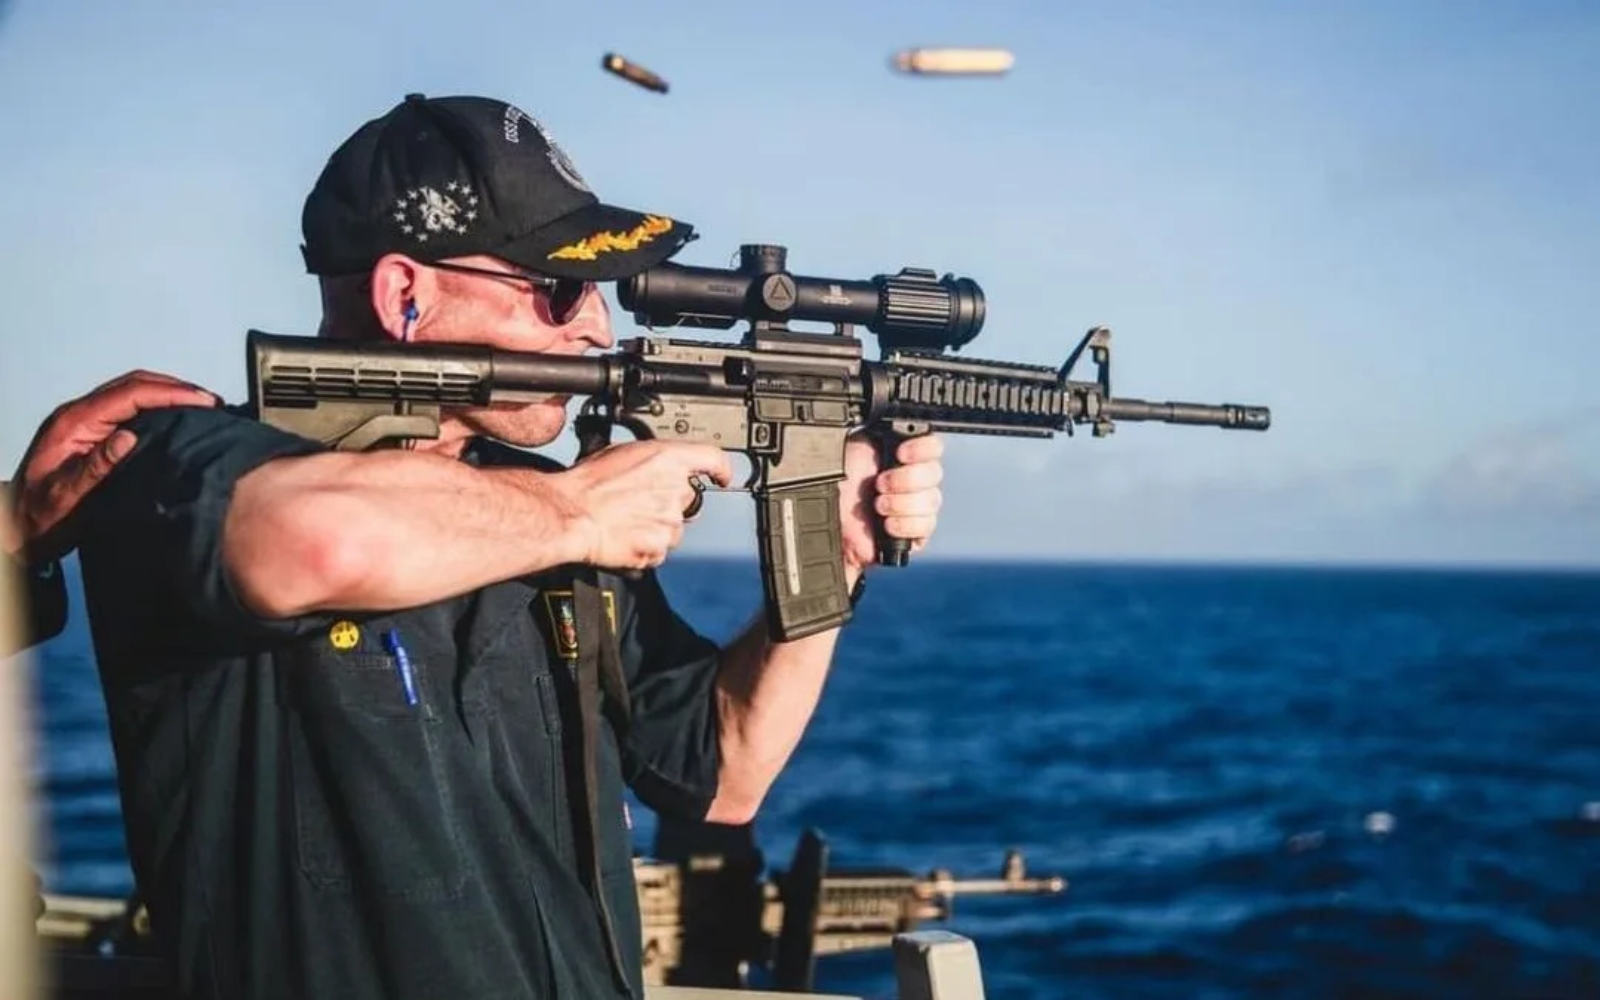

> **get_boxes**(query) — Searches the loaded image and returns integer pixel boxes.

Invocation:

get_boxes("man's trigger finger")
[694,448,735,488]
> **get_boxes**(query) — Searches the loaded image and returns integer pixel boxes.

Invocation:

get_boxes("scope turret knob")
[740,243,788,274]
[760,273,797,313]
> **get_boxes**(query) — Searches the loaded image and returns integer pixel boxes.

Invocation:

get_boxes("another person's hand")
[838,431,945,574]
[6,370,219,562]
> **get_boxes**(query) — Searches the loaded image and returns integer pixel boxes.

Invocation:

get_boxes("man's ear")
[368,254,428,341]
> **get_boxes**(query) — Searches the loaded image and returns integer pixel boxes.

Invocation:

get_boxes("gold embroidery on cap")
[547,215,674,261]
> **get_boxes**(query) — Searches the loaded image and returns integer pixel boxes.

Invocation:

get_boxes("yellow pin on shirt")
[328,620,360,651]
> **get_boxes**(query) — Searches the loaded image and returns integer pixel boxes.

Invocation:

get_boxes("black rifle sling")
[571,573,632,992]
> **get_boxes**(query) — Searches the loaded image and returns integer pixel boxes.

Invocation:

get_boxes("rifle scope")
[616,243,986,353]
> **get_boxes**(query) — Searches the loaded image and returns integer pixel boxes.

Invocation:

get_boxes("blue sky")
[1,0,1596,566]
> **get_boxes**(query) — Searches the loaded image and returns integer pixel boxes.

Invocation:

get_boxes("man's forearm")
[225,450,590,618]
[703,565,861,824]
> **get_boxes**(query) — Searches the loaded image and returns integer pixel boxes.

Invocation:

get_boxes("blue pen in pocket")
[382,628,419,708]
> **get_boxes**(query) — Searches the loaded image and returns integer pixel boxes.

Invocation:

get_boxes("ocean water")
[20,558,1600,999]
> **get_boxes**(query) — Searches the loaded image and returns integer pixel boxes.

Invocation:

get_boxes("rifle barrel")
[921,875,1067,897]
[1102,397,1270,430]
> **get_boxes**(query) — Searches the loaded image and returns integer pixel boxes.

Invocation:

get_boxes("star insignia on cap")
[392,181,477,243]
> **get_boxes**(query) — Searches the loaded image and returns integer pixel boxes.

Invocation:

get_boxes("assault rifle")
[247,243,1271,641]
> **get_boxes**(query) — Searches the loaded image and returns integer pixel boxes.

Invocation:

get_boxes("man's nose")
[568,286,613,349]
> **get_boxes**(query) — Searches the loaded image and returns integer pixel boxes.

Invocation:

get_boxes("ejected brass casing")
[602,52,669,94]
[890,47,1015,76]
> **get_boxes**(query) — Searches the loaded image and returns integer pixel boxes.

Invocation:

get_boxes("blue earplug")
[402,301,418,340]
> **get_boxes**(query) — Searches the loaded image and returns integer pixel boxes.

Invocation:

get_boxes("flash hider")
[616,243,986,353]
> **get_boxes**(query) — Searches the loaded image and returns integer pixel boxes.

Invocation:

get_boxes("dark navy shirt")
[75,405,724,1000]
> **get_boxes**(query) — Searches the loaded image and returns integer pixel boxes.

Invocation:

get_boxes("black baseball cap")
[300,93,695,281]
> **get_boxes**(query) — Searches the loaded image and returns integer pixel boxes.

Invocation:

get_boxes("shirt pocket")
[459,603,576,866]
[277,642,470,901]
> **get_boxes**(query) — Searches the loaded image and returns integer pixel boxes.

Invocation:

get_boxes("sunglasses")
[422,260,592,324]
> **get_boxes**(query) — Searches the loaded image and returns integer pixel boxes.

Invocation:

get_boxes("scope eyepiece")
[615,243,985,352]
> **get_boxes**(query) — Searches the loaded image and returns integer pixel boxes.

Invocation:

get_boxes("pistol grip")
[756,480,852,642]
[574,410,613,460]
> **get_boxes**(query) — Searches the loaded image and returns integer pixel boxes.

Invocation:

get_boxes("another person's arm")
[3,370,217,652]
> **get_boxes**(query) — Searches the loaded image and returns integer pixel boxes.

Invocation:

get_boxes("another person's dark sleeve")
[1,556,68,655]
[75,405,339,666]
[25,558,67,647]
[613,570,724,821]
